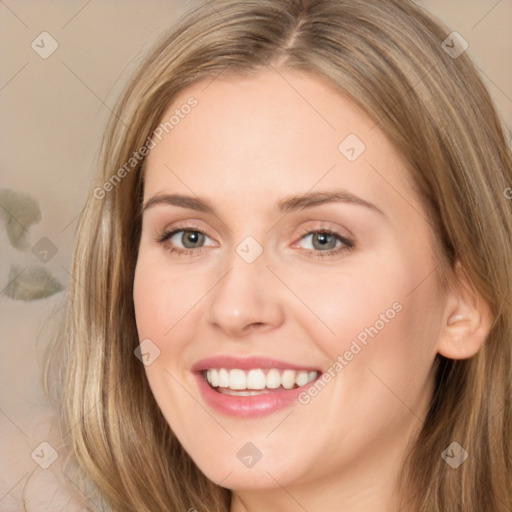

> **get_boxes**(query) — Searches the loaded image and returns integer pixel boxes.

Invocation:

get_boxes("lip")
[191,355,321,373]
[191,356,322,418]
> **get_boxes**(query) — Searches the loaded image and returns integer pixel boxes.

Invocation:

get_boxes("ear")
[437,262,494,360]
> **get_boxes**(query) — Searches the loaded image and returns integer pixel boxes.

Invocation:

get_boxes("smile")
[191,356,322,416]
[204,368,320,395]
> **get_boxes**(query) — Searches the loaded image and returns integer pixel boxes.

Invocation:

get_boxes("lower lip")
[194,372,318,418]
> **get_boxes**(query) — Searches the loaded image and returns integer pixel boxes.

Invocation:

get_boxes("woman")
[44,0,512,510]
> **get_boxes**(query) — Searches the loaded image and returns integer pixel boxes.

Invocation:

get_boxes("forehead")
[142,69,417,218]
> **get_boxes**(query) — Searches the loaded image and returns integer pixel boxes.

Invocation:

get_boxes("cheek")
[133,256,205,340]
[343,258,441,417]
[286,239,443,388]
[280,254,413,347]
[132,258,191,415]
[132,258,190,397]
[132,255,215,405]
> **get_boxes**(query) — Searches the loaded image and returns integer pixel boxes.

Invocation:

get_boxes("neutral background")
[1,0,511,510]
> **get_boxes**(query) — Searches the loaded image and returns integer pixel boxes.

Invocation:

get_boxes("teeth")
[296,371,310,387]
[204,368,319,391]
[281,369,296,389]
[207,369,218,387]
[220,389,269,396]
[218,368,229,387]
[229,369,246,390]
[246,369,266,390]
[266,368,281,389]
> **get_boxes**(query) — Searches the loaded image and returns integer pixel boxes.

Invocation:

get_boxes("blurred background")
[0,0,511,509]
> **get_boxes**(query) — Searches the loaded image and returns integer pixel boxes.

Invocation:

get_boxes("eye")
[293,228,354,259]
[155,225,354,259]
[157,227,216,255]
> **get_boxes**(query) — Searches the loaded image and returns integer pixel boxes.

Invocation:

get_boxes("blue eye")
[158,228,215,255]
[301,231,341,250]
[157,227,354,259]
[296,229,354,259]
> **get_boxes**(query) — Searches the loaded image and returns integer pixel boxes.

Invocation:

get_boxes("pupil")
[313,232,336,250]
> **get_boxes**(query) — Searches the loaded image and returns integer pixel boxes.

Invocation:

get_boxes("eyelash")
[156,223,355,259]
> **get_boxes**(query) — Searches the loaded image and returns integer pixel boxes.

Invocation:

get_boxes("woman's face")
[133,69,447,500]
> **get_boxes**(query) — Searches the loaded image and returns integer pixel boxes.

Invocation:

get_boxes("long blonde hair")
[44,0,512,510]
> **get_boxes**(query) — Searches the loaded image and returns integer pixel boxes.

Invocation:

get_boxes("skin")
[133,69,491,512]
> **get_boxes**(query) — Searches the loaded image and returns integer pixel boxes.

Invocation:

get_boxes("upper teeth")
[205,368,319,390]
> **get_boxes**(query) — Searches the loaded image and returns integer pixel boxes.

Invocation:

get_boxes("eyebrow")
[142,189,386,217]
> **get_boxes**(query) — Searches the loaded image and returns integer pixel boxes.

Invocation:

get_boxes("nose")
[205,249,285,338]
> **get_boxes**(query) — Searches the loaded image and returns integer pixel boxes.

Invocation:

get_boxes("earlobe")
[437,263,494,360]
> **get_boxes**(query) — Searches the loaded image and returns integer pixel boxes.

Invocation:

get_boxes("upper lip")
[191,356,321,373]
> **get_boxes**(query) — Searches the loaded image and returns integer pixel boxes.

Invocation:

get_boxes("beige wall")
[0,1,510,509]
